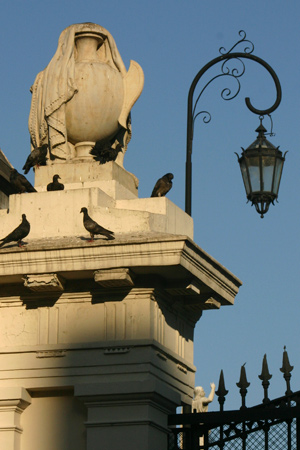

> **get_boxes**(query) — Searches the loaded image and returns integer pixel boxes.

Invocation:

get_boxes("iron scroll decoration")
[185,30,282,216]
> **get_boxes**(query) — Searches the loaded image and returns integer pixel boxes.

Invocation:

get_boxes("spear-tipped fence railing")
[168,348,300,450]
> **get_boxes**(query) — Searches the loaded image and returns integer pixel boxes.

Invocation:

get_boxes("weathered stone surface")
[0,20,243,450]
[0,188,193,240]
[29,23,144,164]
[34,160,139,198]
[23,273,65,292]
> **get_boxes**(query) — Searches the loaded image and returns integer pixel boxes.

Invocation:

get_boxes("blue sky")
[1,0,300,410]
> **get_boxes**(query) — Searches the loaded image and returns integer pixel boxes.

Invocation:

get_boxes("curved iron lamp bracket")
[185,30,282,216]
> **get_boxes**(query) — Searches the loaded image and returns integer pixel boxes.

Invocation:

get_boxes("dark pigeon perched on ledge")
[151,173,174,197]
[47,174,64,191]
[23,144,48,174]
[0,214,30,248]
[10,169,37,193]
[80,207,115,242]
[90,141,123,164]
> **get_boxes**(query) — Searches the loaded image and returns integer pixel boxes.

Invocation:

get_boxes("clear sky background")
[0,0,299,410]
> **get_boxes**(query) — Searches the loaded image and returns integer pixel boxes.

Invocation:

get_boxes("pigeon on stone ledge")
[151,173,174,197]
[90,141,123,164]
[47,174,64,191]
[80,207,115,242]
[23,144,48,174]
[0,214,30,248]
[10,169,37,193]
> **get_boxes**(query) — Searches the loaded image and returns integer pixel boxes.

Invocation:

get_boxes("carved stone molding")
[36,350,66,358]
[165,279,202,296]
[165,279,221,310]
[23,273,65,292]
[94,268,134,288]
[104,347,130,355]
[0,236,242,308]
[0,387,31,450]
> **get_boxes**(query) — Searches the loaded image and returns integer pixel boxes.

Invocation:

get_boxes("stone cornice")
[0,233,242,306]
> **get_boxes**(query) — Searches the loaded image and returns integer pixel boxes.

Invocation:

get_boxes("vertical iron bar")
[185,158,192,216]
[185,427,192,450]
[280,347,293,449]
[265,422,269,450]
[287,421,292,450]
[219,422,224,450]
[297,403,300,450]
[185,81,194,216]
[243,422,247,450]
[203,428,209,450]
[190,426,199,450]
[216,370,228,450]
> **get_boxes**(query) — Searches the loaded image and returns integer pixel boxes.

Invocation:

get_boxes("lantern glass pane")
[239,158,251,195]
[247,156,260,192]
[262,156,275,192]
[273,158,284,195]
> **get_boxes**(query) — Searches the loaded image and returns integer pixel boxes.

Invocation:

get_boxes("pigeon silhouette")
[0,214,30,248]
[23,144,48,174]
[10,169,37,193]
[90,141,123,164]
[80,207,115,242]
[151,173,174,197]
[47,174,64,191]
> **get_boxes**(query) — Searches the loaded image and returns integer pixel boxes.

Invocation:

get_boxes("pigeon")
[151,173,174,197]
[47,174,64,191]
[23,144,48,174]
[10,169,37,193]
[80,207,115,242]
[0,214,30,248]
[90,141,123,164]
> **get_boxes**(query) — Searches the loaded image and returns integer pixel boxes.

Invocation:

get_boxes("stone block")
[23,273,65,292]
[34,160,139,199]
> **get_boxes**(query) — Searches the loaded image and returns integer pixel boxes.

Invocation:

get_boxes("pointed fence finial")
[258,354,272,404]
[280,346,293,396]
[216,370,228,411]
[236,363,250,409]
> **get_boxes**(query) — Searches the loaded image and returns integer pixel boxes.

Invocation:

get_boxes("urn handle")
[119,60,144,129]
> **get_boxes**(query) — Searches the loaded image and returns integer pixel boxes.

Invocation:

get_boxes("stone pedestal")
[76,380,181,450]
[0,159,242,449]
[0,161,193,240]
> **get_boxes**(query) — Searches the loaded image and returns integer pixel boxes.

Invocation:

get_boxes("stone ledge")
[0,234,242,306]
[0,191,193,239]
[34,160,139,197]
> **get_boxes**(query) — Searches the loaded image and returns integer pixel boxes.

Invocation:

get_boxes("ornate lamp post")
[185,30,286,218]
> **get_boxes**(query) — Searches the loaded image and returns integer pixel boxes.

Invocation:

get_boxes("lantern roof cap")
[245,121,280,153]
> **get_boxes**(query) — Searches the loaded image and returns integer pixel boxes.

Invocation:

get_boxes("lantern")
[236,120,287,218]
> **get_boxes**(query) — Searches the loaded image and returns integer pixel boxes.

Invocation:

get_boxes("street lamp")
[236,119,287,218]
[185,30,286,218]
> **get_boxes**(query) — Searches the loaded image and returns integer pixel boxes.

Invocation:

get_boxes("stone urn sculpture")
[28,22,144,164]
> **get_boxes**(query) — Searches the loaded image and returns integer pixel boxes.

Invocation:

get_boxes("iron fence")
[169,348,300,450]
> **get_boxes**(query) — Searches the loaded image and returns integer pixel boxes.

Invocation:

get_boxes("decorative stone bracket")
[165,279,221,310]
[94,268,135,288]
[23,273,65,292]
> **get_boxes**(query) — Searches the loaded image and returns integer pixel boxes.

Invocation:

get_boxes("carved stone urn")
[29,23,144,163]
[65,31,125,159]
